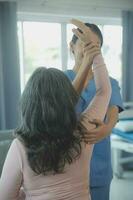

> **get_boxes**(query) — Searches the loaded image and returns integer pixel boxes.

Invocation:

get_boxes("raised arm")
[70,19,111,132]
[72,61,90,96]
[71,19,100,96]
[83,54,111,120]
[79,53,111,135]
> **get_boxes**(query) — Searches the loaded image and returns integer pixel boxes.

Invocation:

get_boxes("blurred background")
[0,1,133,199]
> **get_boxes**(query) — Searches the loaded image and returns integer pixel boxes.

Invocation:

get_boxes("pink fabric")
[0,54,111,200]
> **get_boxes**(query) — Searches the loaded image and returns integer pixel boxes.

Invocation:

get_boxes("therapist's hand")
[83,119,112,144]
[70,19,100,45]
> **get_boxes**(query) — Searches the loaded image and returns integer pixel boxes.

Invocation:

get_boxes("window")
[18,20,122,89]
[67,24,75,68]
[18,22,61,86]
[102,25,122,85]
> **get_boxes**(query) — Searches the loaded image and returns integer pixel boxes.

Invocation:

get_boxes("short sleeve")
[109,79,124,113]
[64,70,75,81]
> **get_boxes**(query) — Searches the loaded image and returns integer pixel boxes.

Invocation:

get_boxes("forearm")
[72,63,90,96]
[105,106,119,134]
[93,55,111,95]
[84,54,112,121]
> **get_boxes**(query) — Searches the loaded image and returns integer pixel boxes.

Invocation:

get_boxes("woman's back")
[13,138,92,200]
[0,54,111,200]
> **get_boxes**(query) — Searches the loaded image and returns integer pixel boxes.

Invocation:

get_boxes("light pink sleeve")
[0,139,23,200]
[83,54,112,121]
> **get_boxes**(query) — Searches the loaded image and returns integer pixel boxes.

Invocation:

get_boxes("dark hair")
[72,23,103,47]
[15,67,84,175]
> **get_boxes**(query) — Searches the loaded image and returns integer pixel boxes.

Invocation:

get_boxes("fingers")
[84,48,100,56]
[80,115,103,127]
[71,19,100,46]
[88,120,104,130]
[72,28,84,41]
[82,130,101,144]
[84,43,100,51]
[90,119,104,126]
[83,43,101,59]
[83,134,97,144]
[84,49,101,59]
[70,18,91,33]
[72,28,92,45]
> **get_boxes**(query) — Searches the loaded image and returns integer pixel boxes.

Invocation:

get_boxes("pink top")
[0,54,111,200]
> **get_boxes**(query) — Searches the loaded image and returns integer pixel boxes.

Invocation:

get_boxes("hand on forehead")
[70,19,92,33]
[70,19,100,45]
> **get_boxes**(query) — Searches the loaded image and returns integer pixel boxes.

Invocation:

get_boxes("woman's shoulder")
[12,138,26,156]
[13,137,23,146]
[13,138,27,168]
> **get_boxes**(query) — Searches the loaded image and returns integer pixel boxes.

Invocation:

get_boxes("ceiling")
[1,0,133,18]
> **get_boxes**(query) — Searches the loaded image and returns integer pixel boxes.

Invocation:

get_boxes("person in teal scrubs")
[65,22,124,200]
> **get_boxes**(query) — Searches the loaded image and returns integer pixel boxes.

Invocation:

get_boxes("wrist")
[93,54,105,69]
[81,56,92,69]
